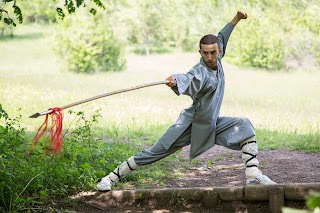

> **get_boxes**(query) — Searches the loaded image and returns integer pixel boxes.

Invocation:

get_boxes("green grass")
[1,24,319,151]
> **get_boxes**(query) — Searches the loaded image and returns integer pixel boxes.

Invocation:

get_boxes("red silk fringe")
[27,108,63,155]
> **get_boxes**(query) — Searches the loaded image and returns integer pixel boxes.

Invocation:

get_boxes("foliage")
[0,20,14,37]
[18,0,59,24]
[0,105,137,211]
[0,0,105,26]
[227,15,285,70]
[296,5,320,35]
[0,104,27,211]
[126,0,170,56]
[181,35,199,52]
[295,5,320,65]
[124,0,319,68]
[306,192,320,210]
[0,0,23,27]
[282,192,320,213]
[2,0,320,69]
[54,10,126,73]
[126,0,198,55]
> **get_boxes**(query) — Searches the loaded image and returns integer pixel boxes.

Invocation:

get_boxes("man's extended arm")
[218,10,248,58]
[166,11,248,87]
[231,11,248,26]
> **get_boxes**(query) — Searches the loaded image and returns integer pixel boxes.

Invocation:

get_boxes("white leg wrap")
[109,156,138,184]
[240,138,262,179]
[97,157,138,191]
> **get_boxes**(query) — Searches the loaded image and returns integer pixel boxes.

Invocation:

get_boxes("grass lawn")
[1,24,320,151]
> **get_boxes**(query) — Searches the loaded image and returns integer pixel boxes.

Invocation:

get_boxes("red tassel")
[27,108,63,156]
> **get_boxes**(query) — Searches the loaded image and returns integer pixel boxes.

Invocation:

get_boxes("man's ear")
[198,49,202,55]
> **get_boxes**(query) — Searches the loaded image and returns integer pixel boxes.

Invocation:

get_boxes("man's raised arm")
[218,10,248,58]
[231,11,248,26]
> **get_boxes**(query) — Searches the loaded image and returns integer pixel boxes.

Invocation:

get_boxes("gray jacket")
[159,22,236,160]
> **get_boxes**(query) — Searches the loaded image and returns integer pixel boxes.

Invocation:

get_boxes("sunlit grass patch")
[257,128,320,152]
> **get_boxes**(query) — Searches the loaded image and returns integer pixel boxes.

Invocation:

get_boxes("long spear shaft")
[29,80,169,118]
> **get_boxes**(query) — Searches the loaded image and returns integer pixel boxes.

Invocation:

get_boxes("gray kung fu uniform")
[134,22,255,165]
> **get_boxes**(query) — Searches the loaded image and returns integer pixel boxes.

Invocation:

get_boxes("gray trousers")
[134,116,255,166]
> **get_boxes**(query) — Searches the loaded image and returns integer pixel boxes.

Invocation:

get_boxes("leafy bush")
[54,10,126,73]
[227,16,285,70]
[296,5,320,35]
[299,5,320,65]
[0,105,137,211]
[181,35,199,52]
[283,4,320,67]
[0,104,27,211]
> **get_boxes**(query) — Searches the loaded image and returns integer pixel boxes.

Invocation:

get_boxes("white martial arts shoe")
[246,175,277,185]
[97,175,113,191]
[97,156,138,192]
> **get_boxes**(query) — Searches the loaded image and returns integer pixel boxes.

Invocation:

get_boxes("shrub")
[296,5,320,35]
[54,10,126,73]
[181,35,199,52]
[294,5,320,66]
[0,104,27,211]
[227,16,285,70]
[0,105,138,211]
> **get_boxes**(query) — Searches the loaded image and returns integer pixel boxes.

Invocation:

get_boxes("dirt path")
[169,145,320,188]
[69,147,320,213]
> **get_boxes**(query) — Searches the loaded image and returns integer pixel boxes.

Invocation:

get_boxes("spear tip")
[29,113,40,118]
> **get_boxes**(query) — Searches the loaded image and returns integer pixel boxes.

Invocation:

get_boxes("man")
[97,11,276,191]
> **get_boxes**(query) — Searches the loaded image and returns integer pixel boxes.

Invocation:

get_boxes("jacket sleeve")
[218,22,235,59]
[171,68,206,98]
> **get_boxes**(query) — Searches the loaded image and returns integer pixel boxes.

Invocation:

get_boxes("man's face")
[199,43,222,70]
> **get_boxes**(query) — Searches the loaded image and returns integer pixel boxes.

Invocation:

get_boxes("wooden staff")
[29,80,169,118]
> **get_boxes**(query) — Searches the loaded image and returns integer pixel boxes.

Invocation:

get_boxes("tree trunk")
[145,32,150,57]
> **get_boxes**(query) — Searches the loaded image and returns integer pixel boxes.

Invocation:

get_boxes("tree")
[126,0,165,56]
[0,0,105,26]
[126,0,196,56]
[18,0,60,24]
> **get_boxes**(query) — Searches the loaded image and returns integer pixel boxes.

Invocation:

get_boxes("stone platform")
[72,183,320,213]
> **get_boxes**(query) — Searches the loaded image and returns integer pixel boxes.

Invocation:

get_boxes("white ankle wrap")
[240,138,262,178]
[108,156,138,183]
